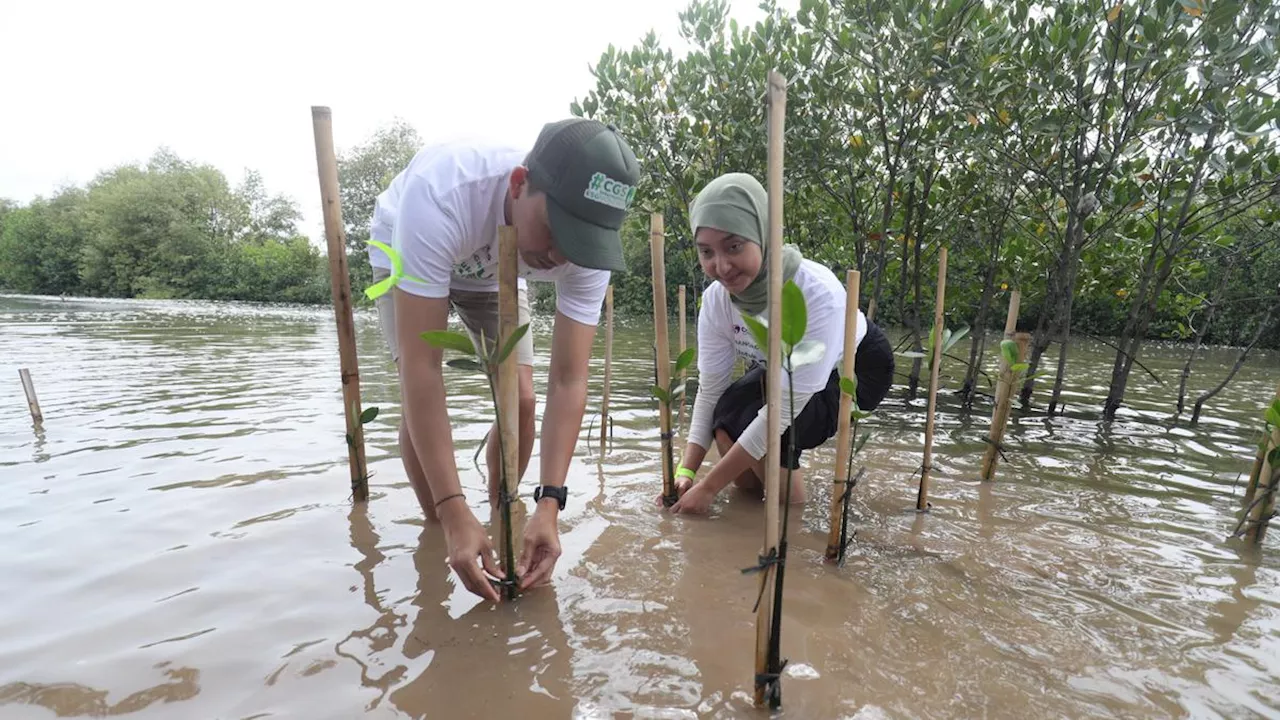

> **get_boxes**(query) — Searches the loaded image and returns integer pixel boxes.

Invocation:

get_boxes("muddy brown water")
[1,293,1278,720]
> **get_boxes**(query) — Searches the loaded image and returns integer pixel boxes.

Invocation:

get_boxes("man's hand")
[439,500,502,603]
[670,480,717,514]
[516,506,561,591]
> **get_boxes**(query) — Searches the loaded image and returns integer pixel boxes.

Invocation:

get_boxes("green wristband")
[676,466,696,481]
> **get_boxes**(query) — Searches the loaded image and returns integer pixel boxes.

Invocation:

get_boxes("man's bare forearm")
[401,362,467,513]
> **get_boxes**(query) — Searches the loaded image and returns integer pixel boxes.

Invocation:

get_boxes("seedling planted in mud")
[737,278,825,709]
[421,323,530,599]
[652,346,696,506]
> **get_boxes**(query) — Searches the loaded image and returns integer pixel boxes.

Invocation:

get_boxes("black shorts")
[710,320,895,469]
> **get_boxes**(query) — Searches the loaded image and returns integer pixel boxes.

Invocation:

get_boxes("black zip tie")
[741,547,783,613]
[660,430,675,441]
[980,436,1010,463]
[755,658,789,706]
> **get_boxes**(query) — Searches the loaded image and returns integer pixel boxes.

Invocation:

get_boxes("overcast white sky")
[0,0,788,244]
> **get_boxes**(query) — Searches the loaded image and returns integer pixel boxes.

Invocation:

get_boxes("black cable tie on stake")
[659,430,675,441]
[980,436,1010,463]
[741,547,783,613]
[755,658,789,707]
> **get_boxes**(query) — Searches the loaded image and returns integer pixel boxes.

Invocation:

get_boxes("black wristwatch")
[533,485,567,510]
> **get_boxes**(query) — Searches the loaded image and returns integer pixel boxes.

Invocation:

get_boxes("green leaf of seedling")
[897,351,928,359]
[447,358,485,373]
[943,325,970,353]
[359,406,379,425]
[670,381,686,399]
[421,330,476,355]
[1266,403,1280,429]
[496,323,530,364]
[790,339,826,368]
[1010,362,1029,372]
[1269,446,1280,467]
[652,386,671,404]
[851,409,873,420]
[675,346,696,374]
[854,431,872,455]
[781,280,807,346]
[741,312,771,352]
[840,375,858,397]
[1000,339,1019,366]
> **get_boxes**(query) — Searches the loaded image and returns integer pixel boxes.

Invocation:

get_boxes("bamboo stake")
[825,270,860,560]
[980,290,1022,481]
[917,246,948,512]
[311,106,369,503]
[600,284,614,455]
[1245,383,1280,543]
[496,226,521,593]
[678,285,688,433]
[18,369,42,426]
[651,213,677,506]
[754,68,787,711]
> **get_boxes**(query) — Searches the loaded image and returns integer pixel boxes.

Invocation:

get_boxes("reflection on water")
[1,292,1278,719]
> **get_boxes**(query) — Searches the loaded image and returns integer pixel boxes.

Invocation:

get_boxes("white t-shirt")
[686,258,867,461]
[369,141,611,327]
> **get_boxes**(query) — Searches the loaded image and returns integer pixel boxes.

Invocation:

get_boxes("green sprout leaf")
[1001,339,1019,366]
[447,358,485,373]
[840,375,858,397]
[675,346,696,374]
[943,325,970,353]
[741,312,770,352]
[421,330,476,355]
[781,280,807,346]
[496,323,531,364]
[652,385,671,404]
[1010,362,1029,372]
[1267,399,1280,429]
[359,406,379,425]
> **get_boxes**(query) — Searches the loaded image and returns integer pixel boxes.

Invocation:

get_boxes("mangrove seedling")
[738,278,825,709]
[833,374,875,564]
[1232,396,1280,542]
[421,323,531,599]
[653,346,696,506]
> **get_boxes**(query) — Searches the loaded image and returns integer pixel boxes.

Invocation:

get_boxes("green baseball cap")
[525,118,641,273]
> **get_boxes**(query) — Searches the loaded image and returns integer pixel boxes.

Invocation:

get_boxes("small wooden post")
[19,369,42,426]
[917,246,948,512]
[497,226,521,597]
[678,285,688,432]
[1244,383,1280,543]
[651,213,677,506]
[311,106,369,503]
[980,290,1022,481]
[825,270,860,560]
[600,284,614,455]
[754,68,787,711]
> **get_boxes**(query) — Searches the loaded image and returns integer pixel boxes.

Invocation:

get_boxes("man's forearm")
[401,363,466,513]
[538,375,589,491]
[679,442,709,475]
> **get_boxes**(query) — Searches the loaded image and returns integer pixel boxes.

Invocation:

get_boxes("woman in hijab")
[660,172,894,514]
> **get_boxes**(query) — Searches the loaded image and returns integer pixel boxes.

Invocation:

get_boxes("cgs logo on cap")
[584,172,636,211]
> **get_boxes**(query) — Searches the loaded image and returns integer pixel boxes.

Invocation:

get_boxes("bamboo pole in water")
[497,226,521,596]
[754,68,787,710]
[678,285,688,433]
[825,270,860,560]
[600,284,614,455]
[1244,383,1280,543]
[311,106,369,503]
[917,246,948,512]
[980,290,1022,481]
[650,213,677,507]
[18,369,42,426]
